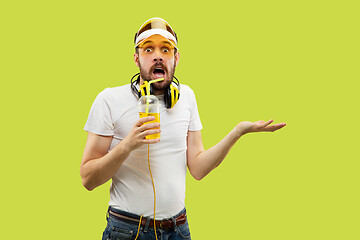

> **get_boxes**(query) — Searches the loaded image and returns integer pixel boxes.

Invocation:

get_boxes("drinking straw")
[145,78,164,113]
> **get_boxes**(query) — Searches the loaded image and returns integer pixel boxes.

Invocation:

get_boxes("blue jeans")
[102,206,191,240]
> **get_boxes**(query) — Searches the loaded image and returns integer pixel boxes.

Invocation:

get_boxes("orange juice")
[139,112,160,139]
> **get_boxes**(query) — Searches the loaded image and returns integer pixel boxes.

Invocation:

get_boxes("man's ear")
[175,51,180,67]
[134,53,140,67]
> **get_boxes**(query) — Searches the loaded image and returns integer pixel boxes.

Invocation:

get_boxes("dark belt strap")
[108,209,186,230]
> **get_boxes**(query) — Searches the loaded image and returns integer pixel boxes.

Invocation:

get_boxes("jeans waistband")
[108,206,186,221]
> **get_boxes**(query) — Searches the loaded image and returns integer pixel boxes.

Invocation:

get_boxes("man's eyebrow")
[162,41,171,46]
[141,40,172,47]
[142,40,153,46]
[162,41,175,50]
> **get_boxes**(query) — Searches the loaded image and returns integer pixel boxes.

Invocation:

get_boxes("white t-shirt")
[84,83,202,219]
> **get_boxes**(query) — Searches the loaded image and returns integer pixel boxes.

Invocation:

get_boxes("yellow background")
[1,0,359,239]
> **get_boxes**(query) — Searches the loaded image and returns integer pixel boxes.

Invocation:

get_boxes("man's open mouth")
[153,67,165,79]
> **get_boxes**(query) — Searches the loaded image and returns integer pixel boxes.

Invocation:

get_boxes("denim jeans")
[102,206,191,240]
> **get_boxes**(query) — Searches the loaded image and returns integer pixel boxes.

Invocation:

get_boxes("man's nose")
[153,56,163,62]
[153,50,163,62]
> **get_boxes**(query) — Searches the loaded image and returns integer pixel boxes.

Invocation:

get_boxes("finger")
[137,122,160,132]
[255,120,266,124]
[266,119,274,125]
[264,123,286,132]
[259,119,273,127]
[142,138,161,144]
[140,129,161,138]
[135,116,155,127]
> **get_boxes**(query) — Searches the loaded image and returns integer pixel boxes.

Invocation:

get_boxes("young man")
[81,17,286,240]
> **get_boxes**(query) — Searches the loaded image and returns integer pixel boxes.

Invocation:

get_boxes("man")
[81,17,286,240]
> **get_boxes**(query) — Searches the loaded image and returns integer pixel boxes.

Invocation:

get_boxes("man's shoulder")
[179,84,195,95]
[101,83,131,94]
[98,84,132,99]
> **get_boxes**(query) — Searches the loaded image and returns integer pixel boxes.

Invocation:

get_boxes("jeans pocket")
[176,222,191,239]
[109,225,134,240]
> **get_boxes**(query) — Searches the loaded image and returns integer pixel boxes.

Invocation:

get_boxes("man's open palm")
[238,119,286,135]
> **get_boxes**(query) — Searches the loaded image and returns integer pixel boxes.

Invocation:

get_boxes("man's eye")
[145,48,153,52]
[162,48,169,53]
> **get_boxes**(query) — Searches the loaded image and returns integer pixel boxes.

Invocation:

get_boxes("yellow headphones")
[131,73,180,109]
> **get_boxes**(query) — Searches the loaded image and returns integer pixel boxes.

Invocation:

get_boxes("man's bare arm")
[80,116,161,191]
[187,120,286,180]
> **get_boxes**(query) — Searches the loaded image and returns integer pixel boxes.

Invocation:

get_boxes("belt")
[108,209,187,230]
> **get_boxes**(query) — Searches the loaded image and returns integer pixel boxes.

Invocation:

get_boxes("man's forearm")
[81,116,162,191]
[193,126,244,180]
[188,120,286,180]
[81,142,131,191]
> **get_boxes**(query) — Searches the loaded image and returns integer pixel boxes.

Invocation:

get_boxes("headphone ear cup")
[164,83,180,109]
[164,85,171,109]
[131,73,141,98]
[170,84,180,108]
[138,85,143,98]
[170,85,175,108]
[173,85,180,107]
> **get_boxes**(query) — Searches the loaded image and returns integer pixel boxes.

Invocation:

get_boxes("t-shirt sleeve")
[84,89,114,136]
[188,89,203,131]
